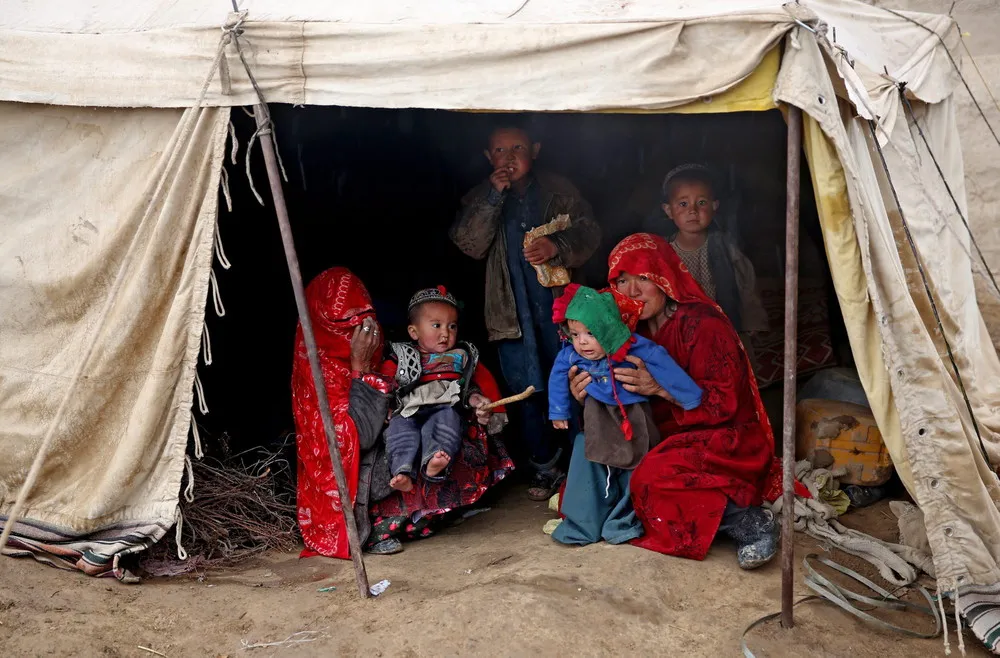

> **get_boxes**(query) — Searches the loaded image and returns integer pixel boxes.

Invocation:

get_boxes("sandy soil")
[0,487,986,657]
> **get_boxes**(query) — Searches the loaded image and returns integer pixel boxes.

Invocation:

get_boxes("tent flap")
[0,103,228,577]
[776,27,1000,591]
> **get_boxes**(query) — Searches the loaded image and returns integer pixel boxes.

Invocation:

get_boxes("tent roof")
[0,1,837,31]
[0,1,960,113]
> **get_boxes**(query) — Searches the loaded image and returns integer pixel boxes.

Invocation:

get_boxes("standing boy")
[660,164,768,367]
[450,125,601,500]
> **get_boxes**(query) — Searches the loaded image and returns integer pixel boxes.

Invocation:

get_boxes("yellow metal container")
[795,398,894,487]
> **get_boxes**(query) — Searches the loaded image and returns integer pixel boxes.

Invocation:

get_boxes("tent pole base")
[781,104,803,629]
[252,103,372,599]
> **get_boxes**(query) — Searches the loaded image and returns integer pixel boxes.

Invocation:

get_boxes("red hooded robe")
[608,234,776,560]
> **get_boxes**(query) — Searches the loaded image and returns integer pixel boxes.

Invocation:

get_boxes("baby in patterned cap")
[382,286,489,492]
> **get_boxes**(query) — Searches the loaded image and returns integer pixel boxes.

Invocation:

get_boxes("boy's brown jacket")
[450,171,601,342]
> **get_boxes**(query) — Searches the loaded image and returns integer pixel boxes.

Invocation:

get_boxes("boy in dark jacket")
[450,125,601,500]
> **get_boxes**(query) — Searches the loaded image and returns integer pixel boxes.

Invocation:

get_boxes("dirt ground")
[0,485,986,658]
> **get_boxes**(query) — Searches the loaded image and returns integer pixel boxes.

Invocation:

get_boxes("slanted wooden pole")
[251,103,372,599]
[780,105,803,628]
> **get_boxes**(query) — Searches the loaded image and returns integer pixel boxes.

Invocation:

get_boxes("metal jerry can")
[795,398,894,487]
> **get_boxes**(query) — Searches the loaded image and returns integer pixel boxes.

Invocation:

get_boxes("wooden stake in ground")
[780,104,802,629]
[251,103,371,599]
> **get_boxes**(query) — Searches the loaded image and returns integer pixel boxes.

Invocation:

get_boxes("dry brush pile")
[140,434,300,576]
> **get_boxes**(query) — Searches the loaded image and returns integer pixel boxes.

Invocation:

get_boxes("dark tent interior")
[196,105,850,461]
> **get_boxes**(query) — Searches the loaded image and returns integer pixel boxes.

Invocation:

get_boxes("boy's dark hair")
[487,123,534,145]
[406,286,461,324]
[661,164,716,203]
[408,301,462,325]
[407,303,425,325]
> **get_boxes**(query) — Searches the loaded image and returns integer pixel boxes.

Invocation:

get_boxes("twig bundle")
[140,437,300,576]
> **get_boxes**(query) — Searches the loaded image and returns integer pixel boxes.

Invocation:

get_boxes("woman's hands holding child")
[613,356,678,404]
[350,317,380,373]
[469,393,493,426]
[568,366,592,403]
[560,366,588,427]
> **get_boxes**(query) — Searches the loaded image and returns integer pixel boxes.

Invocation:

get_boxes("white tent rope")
[174,508,188,560]
[190,415,204,460]
[227,18,291,200]
[244,124,265,205]
[214,224,232,270]
[270,124,289,183]
[219,165,233,213]
[209,269,226,317]
[193,371,209,416]
[201,321,213,366]
[228,121,239,165]
[939,589,952,655]
[183,454,196,503]
[955,591,966,656]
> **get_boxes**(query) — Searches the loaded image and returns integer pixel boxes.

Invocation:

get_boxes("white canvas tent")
[1,0,998,629]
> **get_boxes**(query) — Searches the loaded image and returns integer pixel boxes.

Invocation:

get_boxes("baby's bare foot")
[425,451,451,478]
[389,473,413,492]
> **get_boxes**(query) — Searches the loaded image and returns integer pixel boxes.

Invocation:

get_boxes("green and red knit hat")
[552,284,634,361]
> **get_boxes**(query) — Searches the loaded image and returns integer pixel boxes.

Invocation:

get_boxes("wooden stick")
[780,104,803,629]
[137,647,167,658]
[480,386,536,411]
[252,104,371,599]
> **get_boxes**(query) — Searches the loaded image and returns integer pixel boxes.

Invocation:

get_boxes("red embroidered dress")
[608,234,776,560]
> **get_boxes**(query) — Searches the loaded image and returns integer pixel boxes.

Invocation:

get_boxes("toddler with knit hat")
[547,285,703,546]
[548,285,702,469]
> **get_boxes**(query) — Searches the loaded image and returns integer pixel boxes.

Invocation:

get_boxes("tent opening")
[197,104,851,460]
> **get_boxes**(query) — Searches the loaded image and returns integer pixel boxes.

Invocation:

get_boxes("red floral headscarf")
[607,233,723,313]
[292,267,390,559]
[303,266,384,368]
[607,234,793,506]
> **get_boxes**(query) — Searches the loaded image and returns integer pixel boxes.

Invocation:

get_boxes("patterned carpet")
[752,278,836,388]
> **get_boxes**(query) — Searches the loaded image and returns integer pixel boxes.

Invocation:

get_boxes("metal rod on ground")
[251,103,372,599]
[781,104,803,629]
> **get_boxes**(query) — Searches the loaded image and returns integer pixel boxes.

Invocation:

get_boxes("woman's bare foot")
[425,451,451,478]
[389,474,413,492]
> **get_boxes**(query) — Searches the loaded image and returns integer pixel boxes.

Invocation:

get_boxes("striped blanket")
[0,514,169,581]
[959,583,1000,654]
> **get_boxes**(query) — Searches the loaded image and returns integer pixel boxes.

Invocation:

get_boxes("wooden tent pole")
[780,105,803,628]
[251,103,372,599]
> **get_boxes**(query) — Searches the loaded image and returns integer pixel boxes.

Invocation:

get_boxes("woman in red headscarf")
[568,234,777,568]
[292,267,514,558]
